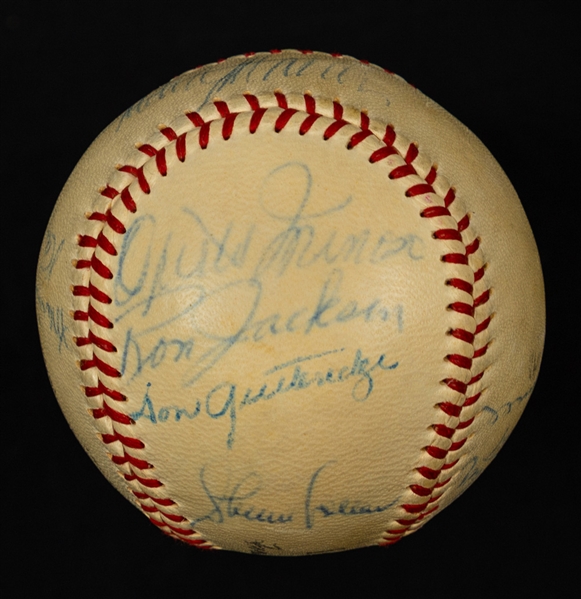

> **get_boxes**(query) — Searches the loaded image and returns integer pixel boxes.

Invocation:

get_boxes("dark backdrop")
[3,2,576,596]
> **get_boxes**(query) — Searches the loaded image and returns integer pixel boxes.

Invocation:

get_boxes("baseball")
[36,50,544,556]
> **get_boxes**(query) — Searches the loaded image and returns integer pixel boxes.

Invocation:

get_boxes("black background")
[3,2,577,596]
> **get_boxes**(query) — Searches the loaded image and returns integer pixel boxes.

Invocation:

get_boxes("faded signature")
[456,385,535,489]
[115,162,416,387]
[116,53,370,131]
[130,347,398,448]
[191,462,400,531]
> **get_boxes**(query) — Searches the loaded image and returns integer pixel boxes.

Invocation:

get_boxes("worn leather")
[36,50,545,555]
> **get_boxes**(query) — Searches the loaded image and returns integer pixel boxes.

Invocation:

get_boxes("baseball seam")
[72,88,493,549]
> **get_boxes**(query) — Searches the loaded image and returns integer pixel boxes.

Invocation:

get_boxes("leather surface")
[36,50,545,555]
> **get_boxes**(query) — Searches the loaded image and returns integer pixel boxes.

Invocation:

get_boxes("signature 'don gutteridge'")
[130,347,399,448]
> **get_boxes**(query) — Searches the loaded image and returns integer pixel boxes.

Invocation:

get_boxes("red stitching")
[274,108,298,132]
[274,91,288,109]
[433,229,463,241]
[132,491,174,505]
[438,402,463,418]
[323,119,348,140]
[84,379,125,401]
[347,129,373,149]
[449,301,474,317]
[222,112,238,140]
[140,144,168,177]
[106,210,126,234]
[249,108,267,134]
[159,127,177,142]
[73,91,492,549]
[421,205,450,218]
[449,328,474,344]
[78,235,97,248]
[299,113,321,135]
[304,94,316,115]
[80,353,120,377]
[404,143,418,164]
[432,424,456,439]
[360,112,370,131]
[383,125,396,146]
[475,316,492,334]
[244,93,260,111]
[176,134,187,162]
[474,265,486,282]
[446,354,472,369]
[101,432,144,450]
[447,278,473,294]
[406,183,435,197]
[425,166,437,185]
[369,145,398,163]
[409,484,432,497]
[76,330,116,352]
[118,165,150,195]
[185,112,205,128]
[198,122,211,149]
[100,186,118,200]
[96,232,117,256]
[93,401,133,425]
[112,452,152,470]
[389,164,417,179]
[124,472,164,488]
[214,100,231,118]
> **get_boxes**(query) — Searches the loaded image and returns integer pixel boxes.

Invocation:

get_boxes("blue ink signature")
[456,385,535,489]
[36,288,69,352]
[191,462,400,531]
[191,467,294,528]
[116,53,360,131]
[119,268,403,386]
[38,230,64,279]
[130,348,398,449]
[304,462,401,529]
[114,162,414,385]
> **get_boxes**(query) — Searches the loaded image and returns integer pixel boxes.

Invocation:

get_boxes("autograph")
[130,347,399,448]
[191,462,400,531]
[455,384,535,490]
[115,162,416,387]
[116,53,374,131]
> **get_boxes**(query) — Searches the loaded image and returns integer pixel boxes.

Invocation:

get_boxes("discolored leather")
[36,50,545,555]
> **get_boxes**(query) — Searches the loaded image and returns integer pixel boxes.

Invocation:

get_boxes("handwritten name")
[36,289,69,352]
[191,462,400,531]
[116,54,367,131]
[304,462,401,529]
[119,268,403,385]
[456,385,535,490]
[130,347,398,448]
[114,162,413,386]
[191,467,293,528]
[38,230,64,279]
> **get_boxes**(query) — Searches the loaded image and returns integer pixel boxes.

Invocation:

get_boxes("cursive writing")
[119,268,403,386]
[456,385,535,490]
[304,462,400,529]
[130,347,399,448]
[191,462,400,532]
[36,289,69,352]
[38,230,65,279]
[191,467,294,528]
[116,54,365,131]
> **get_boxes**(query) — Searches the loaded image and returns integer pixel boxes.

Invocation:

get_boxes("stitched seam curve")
[72,91,492,548]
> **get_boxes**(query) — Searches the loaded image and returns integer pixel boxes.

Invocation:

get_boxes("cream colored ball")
[36,50,544,555]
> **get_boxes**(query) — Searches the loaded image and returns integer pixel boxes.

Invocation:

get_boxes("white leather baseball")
[36,50,545,556]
